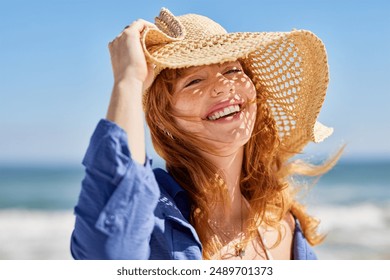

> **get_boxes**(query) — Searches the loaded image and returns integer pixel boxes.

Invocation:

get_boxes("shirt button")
[104,214,116,226]
[104,214,117,233]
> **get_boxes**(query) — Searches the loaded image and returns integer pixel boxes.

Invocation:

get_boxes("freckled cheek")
[172,96,191,111]
[172,97,203,119]
[172,87,205,111]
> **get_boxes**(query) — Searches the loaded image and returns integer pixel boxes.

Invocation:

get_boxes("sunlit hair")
[145,61,341,259]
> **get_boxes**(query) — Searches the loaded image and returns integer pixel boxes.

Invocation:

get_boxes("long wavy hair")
[144,62,341,259]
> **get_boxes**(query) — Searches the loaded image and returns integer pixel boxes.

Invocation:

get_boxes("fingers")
[109,19,156,46]
[124,19,156,33]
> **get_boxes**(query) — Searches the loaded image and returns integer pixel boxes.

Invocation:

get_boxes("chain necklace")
[209,196,246,258]
[235,195,245,258]
[209,197,272,259]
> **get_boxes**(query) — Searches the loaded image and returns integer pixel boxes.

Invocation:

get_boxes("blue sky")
[0,0,389,165]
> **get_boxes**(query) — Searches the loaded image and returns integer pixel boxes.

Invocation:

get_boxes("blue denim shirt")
[70,119,317,260]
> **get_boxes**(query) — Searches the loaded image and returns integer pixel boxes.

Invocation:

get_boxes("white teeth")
[207,105,241,121]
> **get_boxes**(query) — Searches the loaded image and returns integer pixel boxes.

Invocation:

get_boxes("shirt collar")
[153,168,191,220]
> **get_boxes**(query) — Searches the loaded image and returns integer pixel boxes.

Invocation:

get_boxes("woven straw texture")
[142,8,333,155]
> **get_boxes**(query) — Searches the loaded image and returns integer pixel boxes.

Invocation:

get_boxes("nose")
[211,74,234,97]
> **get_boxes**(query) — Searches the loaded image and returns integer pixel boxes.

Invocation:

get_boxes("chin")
[205,134,252,156]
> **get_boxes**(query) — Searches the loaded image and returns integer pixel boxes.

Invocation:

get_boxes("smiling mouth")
[206,104,241,121]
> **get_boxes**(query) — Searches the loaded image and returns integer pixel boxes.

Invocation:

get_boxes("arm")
[71,20,160,259]
[106,19,155,165]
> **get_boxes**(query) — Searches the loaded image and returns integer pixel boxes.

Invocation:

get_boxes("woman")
[71,8,339,260]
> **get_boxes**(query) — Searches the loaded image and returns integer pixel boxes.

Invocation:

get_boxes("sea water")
[308,161,390,259]
[0,165,82,260]
[0,160,389,259]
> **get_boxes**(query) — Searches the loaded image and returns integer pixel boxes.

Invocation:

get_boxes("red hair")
[145,65,341,259]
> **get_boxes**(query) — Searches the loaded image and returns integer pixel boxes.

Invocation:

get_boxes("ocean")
[0,160,389,260]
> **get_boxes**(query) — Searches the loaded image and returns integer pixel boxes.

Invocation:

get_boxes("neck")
[203,146,243,196]
[201,146,245,222]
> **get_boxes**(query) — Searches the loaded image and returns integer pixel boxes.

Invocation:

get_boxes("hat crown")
[178,14,227,39]
[155,8,227,40]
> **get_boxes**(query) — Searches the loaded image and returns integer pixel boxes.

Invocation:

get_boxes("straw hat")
[142,8,333,156]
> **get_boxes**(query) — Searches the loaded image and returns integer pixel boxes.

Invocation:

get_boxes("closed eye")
[224,68,242,75]
[185,78,203,88]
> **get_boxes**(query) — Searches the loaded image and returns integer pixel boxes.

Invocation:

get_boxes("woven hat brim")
[144,31,291,68]
[142,27,333,156]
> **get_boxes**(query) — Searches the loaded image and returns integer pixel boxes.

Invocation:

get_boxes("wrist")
[113,78,144,99]
[114,77,143,89]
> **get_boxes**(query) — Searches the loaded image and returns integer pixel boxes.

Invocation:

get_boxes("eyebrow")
[179,66,203,77]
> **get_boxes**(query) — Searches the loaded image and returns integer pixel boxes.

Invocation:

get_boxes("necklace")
[209,200,274,259]
[234,242,245,258]
[209,196,246,258]
[234,196,245,258]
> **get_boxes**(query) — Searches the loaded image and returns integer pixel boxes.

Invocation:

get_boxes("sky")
[0,0,389,165]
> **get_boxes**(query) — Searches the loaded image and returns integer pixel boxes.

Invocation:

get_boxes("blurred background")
[0,0,389,259]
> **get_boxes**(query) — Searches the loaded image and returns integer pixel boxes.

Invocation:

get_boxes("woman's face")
[171,61,257,156]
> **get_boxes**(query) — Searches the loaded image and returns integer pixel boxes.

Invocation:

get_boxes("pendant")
[235,243,245,258]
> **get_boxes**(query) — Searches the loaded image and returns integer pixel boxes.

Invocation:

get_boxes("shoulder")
[284,211,296,234]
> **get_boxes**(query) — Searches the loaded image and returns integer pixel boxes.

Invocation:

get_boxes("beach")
[0,161,389,260]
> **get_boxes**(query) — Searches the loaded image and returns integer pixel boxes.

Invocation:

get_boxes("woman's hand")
[106,19,156,165]
[108,19,156,91]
